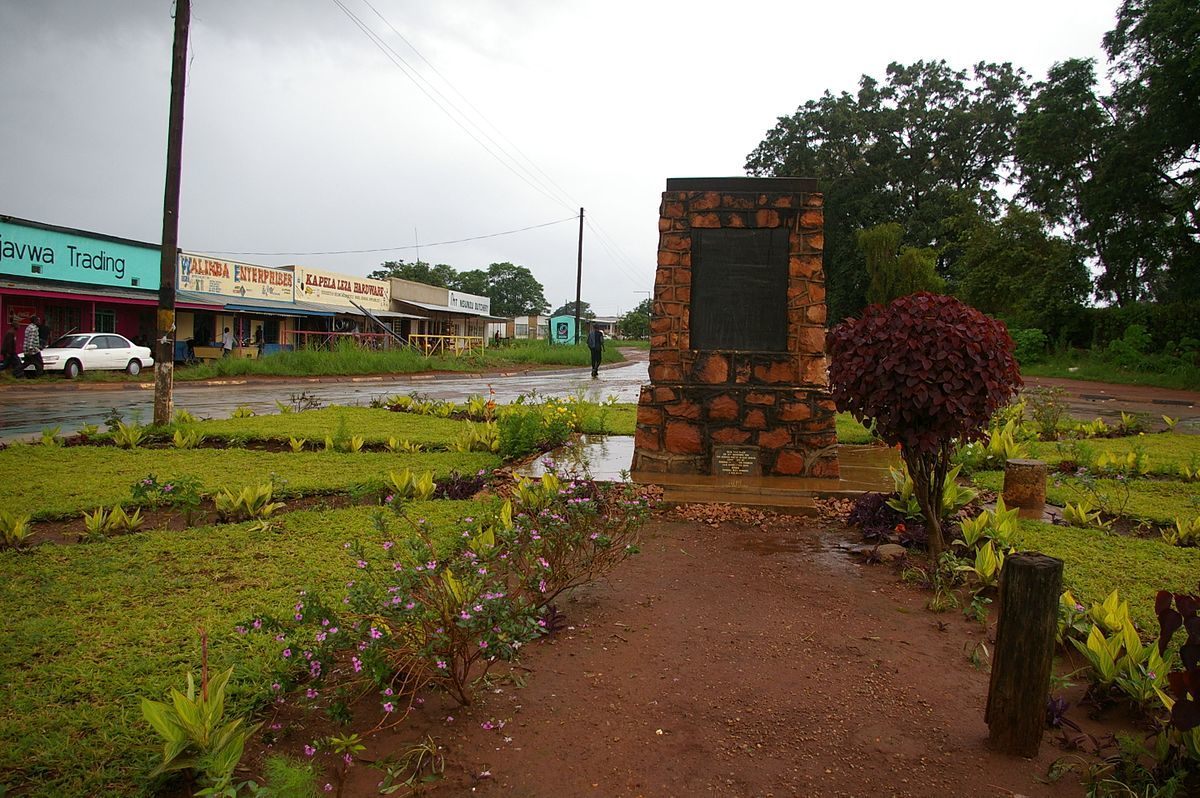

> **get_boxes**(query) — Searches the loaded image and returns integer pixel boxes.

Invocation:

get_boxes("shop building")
[0,215,168,345]
[386,278,503,353]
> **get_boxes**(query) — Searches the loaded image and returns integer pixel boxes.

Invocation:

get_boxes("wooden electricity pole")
[153,0,190,426]
[574,207,583,344]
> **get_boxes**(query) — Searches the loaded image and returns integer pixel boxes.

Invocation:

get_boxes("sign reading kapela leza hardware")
[289,265,389,311]
[0,218,160,289]
[178,253,295,300]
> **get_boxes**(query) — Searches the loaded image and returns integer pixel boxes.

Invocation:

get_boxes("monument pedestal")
[631,177,839,480]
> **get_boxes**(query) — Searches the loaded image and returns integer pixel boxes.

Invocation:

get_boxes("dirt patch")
[255,514,1116,797]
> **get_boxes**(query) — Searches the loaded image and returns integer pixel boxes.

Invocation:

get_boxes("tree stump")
[1003,459,1048,519]
[986,552,1063,757]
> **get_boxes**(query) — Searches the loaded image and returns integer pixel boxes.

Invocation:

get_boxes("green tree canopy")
[618,298,653,338]
[367,259,457,287]
[551,300,594,319]
[857,223,944,305]
[745,60,1028,323]
[481,263,550,318]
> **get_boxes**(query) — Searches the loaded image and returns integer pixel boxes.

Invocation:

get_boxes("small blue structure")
[549,315,577,345]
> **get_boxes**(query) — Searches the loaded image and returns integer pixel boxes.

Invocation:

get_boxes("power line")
[331,0,576,214]
[194,215,577,257]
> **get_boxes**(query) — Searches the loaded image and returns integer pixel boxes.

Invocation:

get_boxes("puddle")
[517,435,634,481]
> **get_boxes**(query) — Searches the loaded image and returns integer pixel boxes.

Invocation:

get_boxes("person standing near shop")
[22,316,43,377]
[222,326,234,357]
[1,321,20,373]
[37,317,50,349]
[586,322,604,378]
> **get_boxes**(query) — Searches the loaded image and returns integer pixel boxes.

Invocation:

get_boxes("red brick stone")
[657,250,681,267]
[707,394,739,421]
[802,357,829,385]
[634,425,660,452]
[778,401,812,421]
[745,391,776,405]
[658,218,672,232]
[807,231,824,252]
[662,200,685,219]
[753,360,796,383]
[658,301,684,319]
[806,305,828,325]
[694,353,729,384]
[649,333,668,348]
[799,208,823,229]
[653,386,678,402]
[758,427,792,449]
[655,268,672,287]
[773,449,806,475]
[787,284,811,305]
[744,408,767,429]
[711,426,752,445]
[650,316,673,333]
[796,326,825,353]
[649,364,684,382]
[649,348,680,366]
[660,233,690,252]
[755,209,781,227]
[809,283,826,303]
[664,420,703,453]
[674,285,691,303]
[637,406,663,425]
[722,194,755,209]
[722,212,748,228]
[665,401,701,420]
[816,398,838,414]
[689,212,720,228]
[690,192,720,211]
[770,195,796,208]
[805,193,824,208]
[790,253,822,279]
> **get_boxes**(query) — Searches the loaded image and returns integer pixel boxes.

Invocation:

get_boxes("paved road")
[0,349,652,442]
[2,349,1196,441]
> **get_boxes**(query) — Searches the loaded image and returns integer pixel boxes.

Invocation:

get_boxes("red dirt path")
[329,516,1086,797]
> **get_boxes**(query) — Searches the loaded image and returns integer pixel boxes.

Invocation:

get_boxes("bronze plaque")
[712,445,762,477]
[690,228,789,352]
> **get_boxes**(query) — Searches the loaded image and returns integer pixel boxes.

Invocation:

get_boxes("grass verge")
[1022,353,1200,391]
[0,501,486,797]
[970,470,1199,525]
[0,447,498,519]
[190,406,469,446]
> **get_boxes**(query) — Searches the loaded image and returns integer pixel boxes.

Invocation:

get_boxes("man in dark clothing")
[586,323,603,378]
[37,317,50,350]
[1,322,20,373]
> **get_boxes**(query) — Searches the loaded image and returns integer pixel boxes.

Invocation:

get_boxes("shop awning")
[394,298,507,322]
[224,296,335,317]
[175,290,238,311]
[1,277,161,305]
[372,309,427,320]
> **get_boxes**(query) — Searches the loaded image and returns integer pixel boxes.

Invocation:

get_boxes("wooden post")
[985,552,1063,757]
[1003,459,1048,519]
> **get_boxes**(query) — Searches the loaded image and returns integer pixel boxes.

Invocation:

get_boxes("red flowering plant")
[828,293,1021,556]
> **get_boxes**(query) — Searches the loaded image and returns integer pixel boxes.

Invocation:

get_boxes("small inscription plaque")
[713,445,762,477]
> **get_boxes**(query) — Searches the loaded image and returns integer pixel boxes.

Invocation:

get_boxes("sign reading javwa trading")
[178,253,295,300]
[289,265,389,312]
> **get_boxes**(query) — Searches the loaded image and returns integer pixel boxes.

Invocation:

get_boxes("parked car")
[39,333,155,378]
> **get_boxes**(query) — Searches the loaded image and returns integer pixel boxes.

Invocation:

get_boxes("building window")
[515,323,529,337]
[95,309,116,333]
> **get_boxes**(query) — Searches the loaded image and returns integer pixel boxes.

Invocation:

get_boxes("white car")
[39,333,155,378]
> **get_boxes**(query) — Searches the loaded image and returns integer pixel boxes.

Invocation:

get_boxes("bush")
[1008,328,1048,365]
[828,293,1021,555]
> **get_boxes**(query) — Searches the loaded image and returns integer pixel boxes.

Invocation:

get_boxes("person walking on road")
[22,316,43,377]
[586,322,604,378]
[222,326,234,357]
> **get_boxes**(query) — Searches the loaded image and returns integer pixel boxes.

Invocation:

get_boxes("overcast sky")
[1,0,1118,316]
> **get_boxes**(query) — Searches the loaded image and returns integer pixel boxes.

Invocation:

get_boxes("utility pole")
[153,0,190,426]
[574,207,583,344]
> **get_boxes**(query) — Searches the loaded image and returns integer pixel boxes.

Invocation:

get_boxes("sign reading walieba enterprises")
[0,217,160,289]
[178,253,295,300]
[448,290,491,316]
[289,265,389,311]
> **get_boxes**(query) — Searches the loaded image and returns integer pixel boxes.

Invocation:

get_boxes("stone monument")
[631,177,839,479]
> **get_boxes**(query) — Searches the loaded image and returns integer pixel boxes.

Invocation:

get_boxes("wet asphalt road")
[0,350,651,442]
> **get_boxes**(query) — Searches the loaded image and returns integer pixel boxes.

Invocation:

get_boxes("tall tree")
[618,298,653,338]
[857,223,944,305]
[368,259,458,287]
[450,269,489,296]
[745,60,1029,322]
[551,300,594,319]
[951,206,1090,337]
[483,262,549,317]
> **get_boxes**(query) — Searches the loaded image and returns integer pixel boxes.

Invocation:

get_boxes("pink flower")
[282,649,292,658]
[383,702,395,713]
[304,744,316,757]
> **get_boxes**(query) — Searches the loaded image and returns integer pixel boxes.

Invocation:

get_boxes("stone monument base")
[631,382,839,478]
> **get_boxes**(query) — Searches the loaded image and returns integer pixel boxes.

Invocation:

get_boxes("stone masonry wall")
[631,180,839,478]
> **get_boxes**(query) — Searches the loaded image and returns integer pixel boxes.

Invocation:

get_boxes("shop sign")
[0,218,160,290]
[289,265,389,311]
[178,253,295,301]
[448,290,491,316]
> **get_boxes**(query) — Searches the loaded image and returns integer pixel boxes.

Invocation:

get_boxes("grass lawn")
[0,501,487,797]
[191,406,469,446]
[1022,353,1200,392]
[836,413,874,445]
[970,469,1199,525]
[1022,431,1200,478]
[1015,519,1200,634]
[0,446,498,519]
[579,403,636,435]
